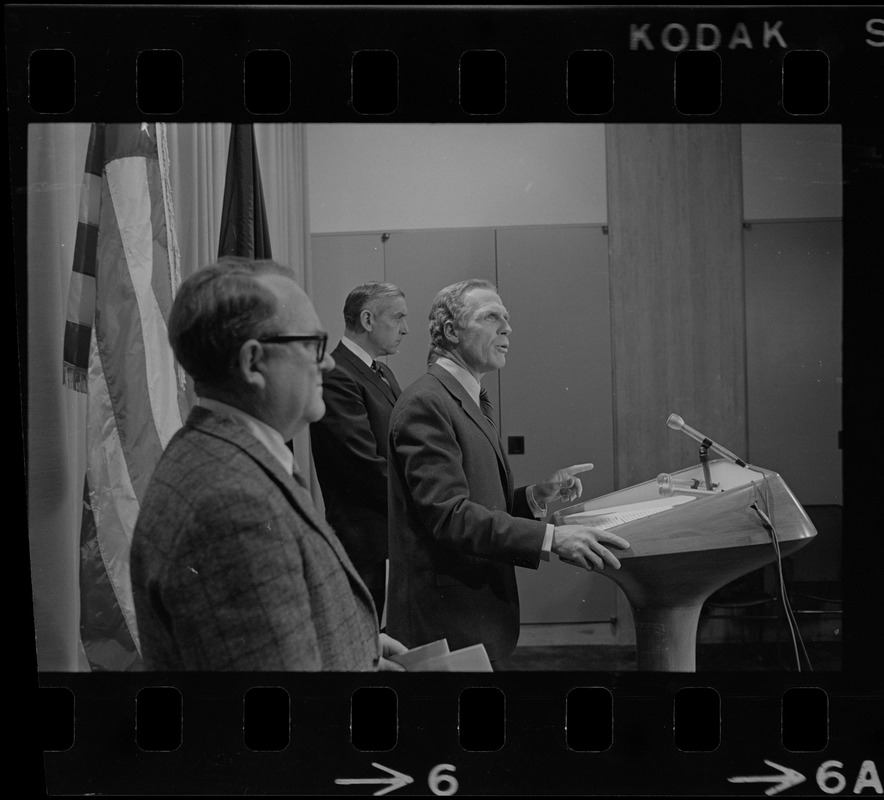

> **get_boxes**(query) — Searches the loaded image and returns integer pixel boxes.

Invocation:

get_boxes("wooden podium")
[553,459,817,672]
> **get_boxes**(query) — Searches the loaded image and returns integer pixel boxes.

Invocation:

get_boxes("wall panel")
[744,220,843,504]
[306,124,608,233]
[606,124,747,489]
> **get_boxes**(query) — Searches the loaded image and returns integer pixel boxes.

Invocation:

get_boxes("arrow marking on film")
[728,760,806,796]
[335,762,414,796]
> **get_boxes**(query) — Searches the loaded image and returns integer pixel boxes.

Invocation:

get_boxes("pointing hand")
[533,463,595,504]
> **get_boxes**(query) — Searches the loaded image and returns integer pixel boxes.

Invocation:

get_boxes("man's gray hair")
[343,281,405,332]
[168,257,297,386]
[428,278,497,356]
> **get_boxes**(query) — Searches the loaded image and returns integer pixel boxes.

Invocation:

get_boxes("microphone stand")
[666,414,747,479]
[698,443,714,491]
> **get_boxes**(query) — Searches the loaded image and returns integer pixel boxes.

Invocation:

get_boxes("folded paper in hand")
[389,639,493,672]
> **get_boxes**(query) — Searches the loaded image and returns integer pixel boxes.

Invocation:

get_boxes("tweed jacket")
[310,342,401,567]
[386,363,547,662]
[130,406,380,671]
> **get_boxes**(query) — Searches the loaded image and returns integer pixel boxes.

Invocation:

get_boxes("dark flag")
[218,124,273,259]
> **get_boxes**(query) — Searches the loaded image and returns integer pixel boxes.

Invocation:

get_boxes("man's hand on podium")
[552,525,630,571]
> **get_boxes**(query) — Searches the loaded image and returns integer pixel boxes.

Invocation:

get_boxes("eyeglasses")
[258,332,328,363]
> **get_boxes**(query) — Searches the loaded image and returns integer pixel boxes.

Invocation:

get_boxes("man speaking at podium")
[386,279,630,667]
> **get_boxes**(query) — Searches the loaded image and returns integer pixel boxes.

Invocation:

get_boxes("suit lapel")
[428,364,511,489]
[334,343,400,404]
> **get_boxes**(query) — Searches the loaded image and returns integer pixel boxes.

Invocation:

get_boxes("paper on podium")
[389,639,493,672]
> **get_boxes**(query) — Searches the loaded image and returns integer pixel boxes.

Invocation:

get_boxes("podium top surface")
[554,459,816,559]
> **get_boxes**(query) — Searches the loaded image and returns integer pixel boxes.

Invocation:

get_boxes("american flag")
[63,123,190,671]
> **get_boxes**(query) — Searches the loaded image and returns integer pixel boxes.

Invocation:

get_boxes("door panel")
[310,233,384,345]
[497,225,617,624]
[606,124,746,489]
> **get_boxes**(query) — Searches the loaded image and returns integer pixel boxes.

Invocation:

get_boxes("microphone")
[666,413,747,468]
[657,473,721,497]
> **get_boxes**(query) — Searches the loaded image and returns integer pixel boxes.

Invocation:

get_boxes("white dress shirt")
[198,397,297,477]
[340,335,375,368]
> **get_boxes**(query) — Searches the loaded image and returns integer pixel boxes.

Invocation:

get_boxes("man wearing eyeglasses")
[130,258,407,671]
[310,282,408,623]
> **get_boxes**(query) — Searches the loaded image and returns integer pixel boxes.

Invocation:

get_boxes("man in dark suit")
[386,278,630,666]
[311,282,408,622]
[130,258,407,670]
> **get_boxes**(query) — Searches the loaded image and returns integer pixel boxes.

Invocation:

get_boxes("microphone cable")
[750,479,813,672]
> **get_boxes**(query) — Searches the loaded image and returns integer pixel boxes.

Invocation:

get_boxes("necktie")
[371,360,390,387]
[479,388,496,429]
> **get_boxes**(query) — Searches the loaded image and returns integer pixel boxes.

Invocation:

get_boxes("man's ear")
[360,308,373,332]
[443,319,459,345]
[237,340,267,389]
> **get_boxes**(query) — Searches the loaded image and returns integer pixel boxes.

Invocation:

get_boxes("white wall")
[307,124,843,234]
[306,123,608,233]
[741,124,842,220]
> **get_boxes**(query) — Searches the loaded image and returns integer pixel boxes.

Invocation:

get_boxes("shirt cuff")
[540,523,555,561]
[526,484,548,518]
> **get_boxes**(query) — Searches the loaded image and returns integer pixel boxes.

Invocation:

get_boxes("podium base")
[632,605,702,672]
